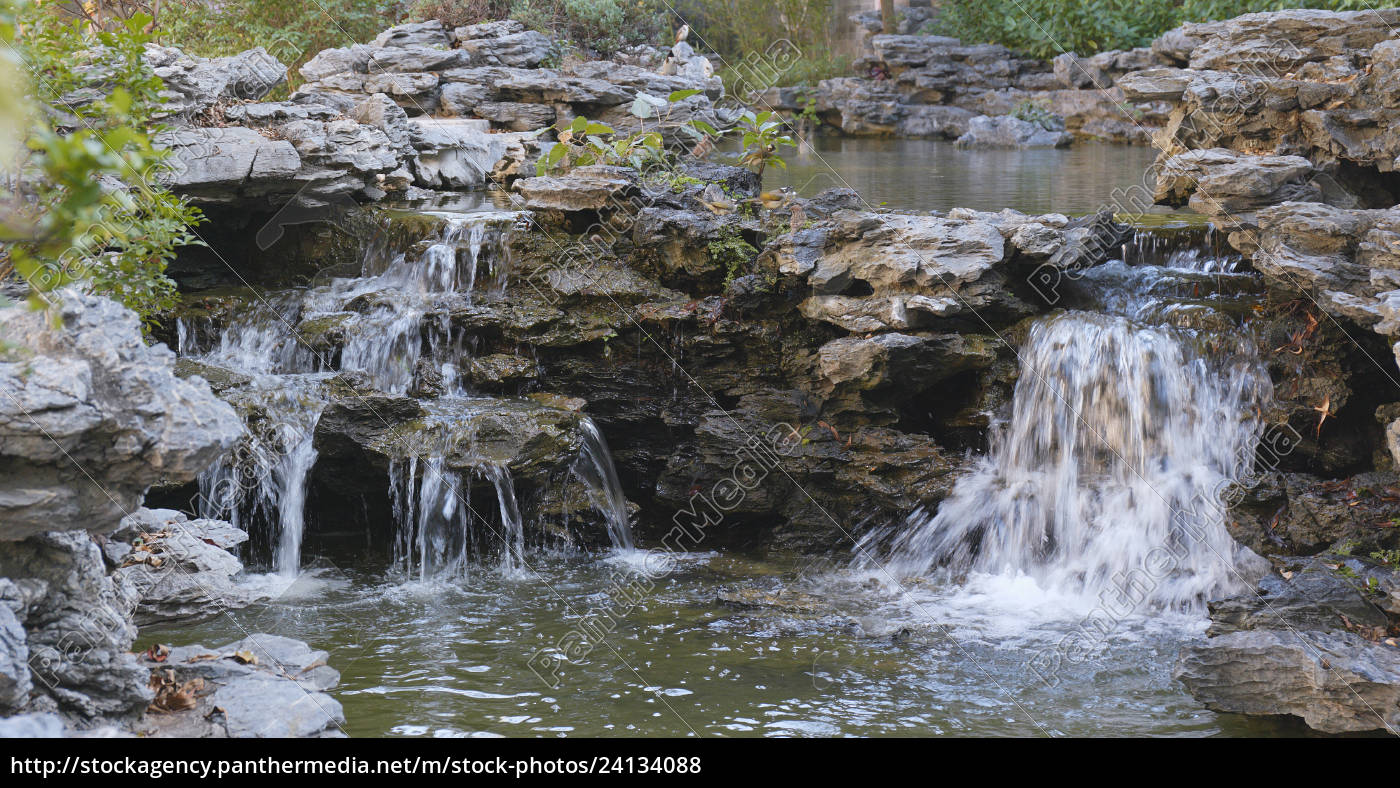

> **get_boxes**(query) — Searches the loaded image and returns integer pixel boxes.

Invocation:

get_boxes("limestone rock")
[138,634,343,737]
[374,20,451,49]
[1154,148,1320,226]
[457,29,552,68]
[1177,630,1400,734]
[954,115,1072,149]
[0,292,242,538]
[109,509,258,626]
[515,164,638,212]
[0,531,150,718]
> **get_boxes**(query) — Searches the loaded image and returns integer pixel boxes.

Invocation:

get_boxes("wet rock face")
[1178,551,1400,734]
[1135,12,1400,486]
[0,292,242,539]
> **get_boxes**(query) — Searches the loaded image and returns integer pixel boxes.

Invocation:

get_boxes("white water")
[574,417,635,551]
[857,239,1271,614]
[387,457,531,579]
[188,209,636,577]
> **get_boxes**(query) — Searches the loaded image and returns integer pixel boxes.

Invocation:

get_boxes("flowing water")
[149,161,1311,735]
[856,230,1271,610]
[182,202,635,578]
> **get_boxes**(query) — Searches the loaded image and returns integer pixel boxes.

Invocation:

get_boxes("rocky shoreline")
[1,9,1399,737]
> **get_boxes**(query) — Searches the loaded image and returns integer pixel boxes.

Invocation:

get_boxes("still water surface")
[762,137,1162,215]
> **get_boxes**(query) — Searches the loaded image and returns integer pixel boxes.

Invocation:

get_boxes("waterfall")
[196,388,325,575]
[185,207,637,577]
[574,417,635,550]
[484,464,525,573]
[271,418,320,575]
[388,458,528,579]
[859,233,1270,610]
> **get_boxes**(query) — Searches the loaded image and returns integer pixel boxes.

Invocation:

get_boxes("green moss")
[708,228,759,288]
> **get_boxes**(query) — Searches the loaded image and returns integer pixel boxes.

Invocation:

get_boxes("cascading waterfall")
[196,387,325,576]
[574,417,635,550]
[387,458,530,579]
[858,229,1271,610]
[187,208,637,577]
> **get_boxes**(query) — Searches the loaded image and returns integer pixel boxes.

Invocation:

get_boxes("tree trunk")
[881,0,897,34]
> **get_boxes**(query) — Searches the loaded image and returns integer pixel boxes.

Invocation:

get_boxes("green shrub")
[934,0,1178,59]
[509,0,667,56]
[934,0,1379,59]
[3,1,202,329]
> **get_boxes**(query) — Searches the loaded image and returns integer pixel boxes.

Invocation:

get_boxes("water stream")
[856,233,1271,611]
[150,164,1309,736]
[183,204,635,577]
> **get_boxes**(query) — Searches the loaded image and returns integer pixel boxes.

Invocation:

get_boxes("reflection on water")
[140,550,1307,738]
[758,137,1164,215]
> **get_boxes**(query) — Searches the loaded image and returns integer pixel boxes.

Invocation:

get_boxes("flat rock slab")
[138,634,344,738]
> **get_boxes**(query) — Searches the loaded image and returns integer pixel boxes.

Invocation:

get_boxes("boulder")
[144,45,287,118]
[1154,148,1320,227]
[0,292,241,538]
[1177,629,1400,734]
[1176,546,1400,735]
[515,165,639,212]
[954,115,1072,149]
[407,117,515,189]
[473,100,555,131]
[137,634,343,737]
[373,20,451,49]
[108,509,258,626]
[457,30,552,68]
[0,531,150,718]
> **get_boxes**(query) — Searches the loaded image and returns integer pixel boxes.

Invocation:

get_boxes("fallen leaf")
[230,649,258,665]
[145,644,169,663]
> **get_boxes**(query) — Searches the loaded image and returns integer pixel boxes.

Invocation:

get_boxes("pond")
[758,137,1164,215]
[143,548,1314,738]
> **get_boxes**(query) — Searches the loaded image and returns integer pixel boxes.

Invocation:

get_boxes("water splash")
[858,231,1271,611]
